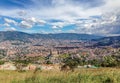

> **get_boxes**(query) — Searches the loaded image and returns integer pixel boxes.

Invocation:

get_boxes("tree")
[0,60,5,65]
[101,55,117,67]
[88,59,101,67]
[60,54,80,72]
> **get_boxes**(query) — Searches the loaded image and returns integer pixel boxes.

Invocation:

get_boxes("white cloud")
[19,21,33,29]
[51,22,66,29]
[0,0,119,21]
[4,27,16,31]
[52,26,58,29]
[4,18,18,25]
[3,23,11,27]
[0,0,120,35]
[74,10,120,36]
[17,10,27,16]
[25,17,37,24]
[37,19,46,25]
[19,17,46,28]
[101,0,120,12]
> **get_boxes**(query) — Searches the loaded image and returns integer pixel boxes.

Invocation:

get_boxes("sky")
[0,0,120,36]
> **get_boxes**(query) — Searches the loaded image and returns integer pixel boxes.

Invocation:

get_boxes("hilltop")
[0,31,102,42]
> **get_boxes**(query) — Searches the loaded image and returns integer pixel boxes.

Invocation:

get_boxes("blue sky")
[0,0,120,36]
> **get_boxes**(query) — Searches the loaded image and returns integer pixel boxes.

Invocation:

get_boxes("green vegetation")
[59,53,120,71]
[101,55,118,67]
[0,60,5,65]
[60,54,80,71]
[0,68,120,83]
[0,49,7,59]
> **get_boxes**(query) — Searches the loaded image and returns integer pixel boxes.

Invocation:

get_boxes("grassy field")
[0,68,120,83]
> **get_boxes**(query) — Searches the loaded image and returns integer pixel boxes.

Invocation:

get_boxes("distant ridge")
[93,36,120,47]
[0,31,103,42]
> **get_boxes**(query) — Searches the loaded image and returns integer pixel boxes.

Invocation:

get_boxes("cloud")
[0,0,105,9]
[17,10,27,16]
[52,0,105,8]
[52,26,58,29]
[19,21,33,29]
[19,17,46,28]
[37,20,46,25]
[24,17,37,24]
[51,22,67,29]
[4,18,18,25]
[74,10,120,36]
[3,23,11,27]
[0,0,120,35]
[4,27,16,31]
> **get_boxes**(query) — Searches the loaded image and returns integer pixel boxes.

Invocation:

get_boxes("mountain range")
[0,31,102,42]
[0,31,120,47]
[93,36,120,47]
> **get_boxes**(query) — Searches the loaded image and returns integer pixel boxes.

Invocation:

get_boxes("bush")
[101,56,117,67]
[0,60,5,65]
[61,55,80,71]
